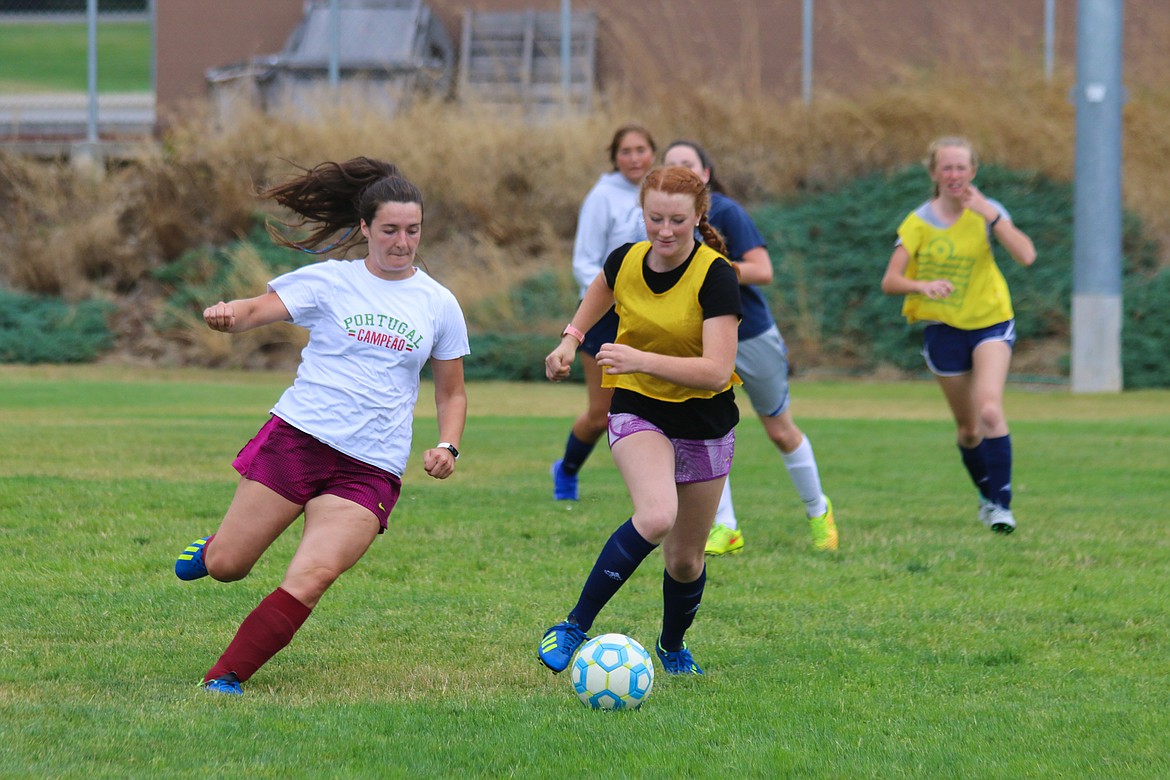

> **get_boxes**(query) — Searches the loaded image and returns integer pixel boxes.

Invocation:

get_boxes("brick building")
[156,1,1167,121]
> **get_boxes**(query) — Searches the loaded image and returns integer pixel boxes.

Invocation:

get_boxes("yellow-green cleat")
[809,496,838,552]
[705,524,744,556]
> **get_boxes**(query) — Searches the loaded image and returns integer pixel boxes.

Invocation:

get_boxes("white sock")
[714,478,737,530]
[782,436,827,517]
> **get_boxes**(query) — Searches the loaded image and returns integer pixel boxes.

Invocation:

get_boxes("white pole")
[1045,0,1056,80]
[801,0,813,105]
[561,0,572,110]
[1071,0,1124,392]
[329,0,341,88]
[86,0,98,145]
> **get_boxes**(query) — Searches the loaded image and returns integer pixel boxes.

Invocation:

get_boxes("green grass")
[1,366,1168,778]
[0,21,151,93]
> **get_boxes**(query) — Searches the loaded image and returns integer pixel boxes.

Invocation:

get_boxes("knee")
[771,426,803,453]
[204,547,252,582]
[582,406,609,435]
[633,510,675,544]
[978,403,1005,433]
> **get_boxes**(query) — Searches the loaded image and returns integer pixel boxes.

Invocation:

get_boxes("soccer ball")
[570,633,654,710]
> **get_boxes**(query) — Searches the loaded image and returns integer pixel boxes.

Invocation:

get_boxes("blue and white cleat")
[656,640,704,675]
[201,673,242,695]
[538,620,588,673]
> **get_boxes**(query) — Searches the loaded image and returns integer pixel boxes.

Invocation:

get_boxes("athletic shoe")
[656,640,704,675]
[978,497,996,527]
[551,459,579,501]
[175,535,211,581]
[809,496,838,552]
[984,505,1017,535]
[705,524,745,556]
[201,672,243,695]
[538,620,588,673]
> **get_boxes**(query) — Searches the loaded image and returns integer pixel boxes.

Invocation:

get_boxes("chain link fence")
[0,0,154,149]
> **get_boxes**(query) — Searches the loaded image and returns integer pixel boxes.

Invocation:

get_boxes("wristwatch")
[437,441,460,460]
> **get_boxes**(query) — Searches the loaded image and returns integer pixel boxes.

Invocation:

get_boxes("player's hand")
[545,343,576,382]
[596,342,641,375]
[920,279,954,300]
[960,184,997,222]
[423,447,456,479]
[203,301,236,332]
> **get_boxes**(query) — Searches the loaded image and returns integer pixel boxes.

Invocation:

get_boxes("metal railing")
[0,0,155,155]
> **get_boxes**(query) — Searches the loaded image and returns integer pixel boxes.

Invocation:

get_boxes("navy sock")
[559,432,596,476]
[959,441,991,500]
[982,434,1013,509]
[569,519,656,632]
[660,567,706,652]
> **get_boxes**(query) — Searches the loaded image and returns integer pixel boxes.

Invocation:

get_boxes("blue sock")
[660,567,706,652]
[559,432,596,476]
[958,441,991,500]
[982,434,1013,509]
[569,519,656,632]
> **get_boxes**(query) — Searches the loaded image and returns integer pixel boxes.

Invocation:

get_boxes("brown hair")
[639,166,727,256]
[664,139,727,194]
[608,123,657,169]
[261,157,423,254]
[925,136,979,198]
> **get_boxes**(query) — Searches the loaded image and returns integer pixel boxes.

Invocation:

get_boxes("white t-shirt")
[267,259,469,477]
[571,171,647,299]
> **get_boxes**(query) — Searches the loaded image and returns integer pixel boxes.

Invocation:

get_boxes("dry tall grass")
[1,63,1167,366]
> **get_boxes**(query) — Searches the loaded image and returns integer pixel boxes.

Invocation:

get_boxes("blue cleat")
[175,536,211,581]
[551,460,579,501]
[201,673,242,695]
[538,620,588,673]
[656,640,704,675]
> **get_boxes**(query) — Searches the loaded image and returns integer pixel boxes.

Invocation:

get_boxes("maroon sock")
[203,587,312,684]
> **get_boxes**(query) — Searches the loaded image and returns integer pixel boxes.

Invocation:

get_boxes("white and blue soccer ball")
[570,633,654,710]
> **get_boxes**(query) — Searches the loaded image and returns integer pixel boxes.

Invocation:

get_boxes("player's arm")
[597,313,738,391]
[424,357,467,480]
[964,186,1037,267]
[989,216,1037,268]
[545,272,615,382]
[734,245,773,286]
[203,291,291,333]
[571,192,610,292]
[881,246,953,300]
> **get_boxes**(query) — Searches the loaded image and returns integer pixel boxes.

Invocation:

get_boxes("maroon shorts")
[232,416,401,532]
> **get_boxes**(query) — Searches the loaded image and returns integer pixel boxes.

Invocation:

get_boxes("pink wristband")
[562,324,585,345]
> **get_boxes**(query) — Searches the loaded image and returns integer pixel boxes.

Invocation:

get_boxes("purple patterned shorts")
[607,412,735,484]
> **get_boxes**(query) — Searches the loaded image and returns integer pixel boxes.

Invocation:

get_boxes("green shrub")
[153,221,306,318]
[0,288,113,363]
[461,333,573,383]
[1123,268,1170,389]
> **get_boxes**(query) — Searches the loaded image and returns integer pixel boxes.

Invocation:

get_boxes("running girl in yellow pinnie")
[881,137,1036,534]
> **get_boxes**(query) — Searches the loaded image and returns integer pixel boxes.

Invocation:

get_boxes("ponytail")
[261,157,419,254]
[697,216,728,257]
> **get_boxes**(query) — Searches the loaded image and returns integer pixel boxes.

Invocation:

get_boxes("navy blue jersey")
[707,191,774,340]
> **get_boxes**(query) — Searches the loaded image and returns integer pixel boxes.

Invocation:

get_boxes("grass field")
[0,21,151,93]
[1,366,1168,778]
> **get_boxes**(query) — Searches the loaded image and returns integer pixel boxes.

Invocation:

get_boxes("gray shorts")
[735,325,791,417]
